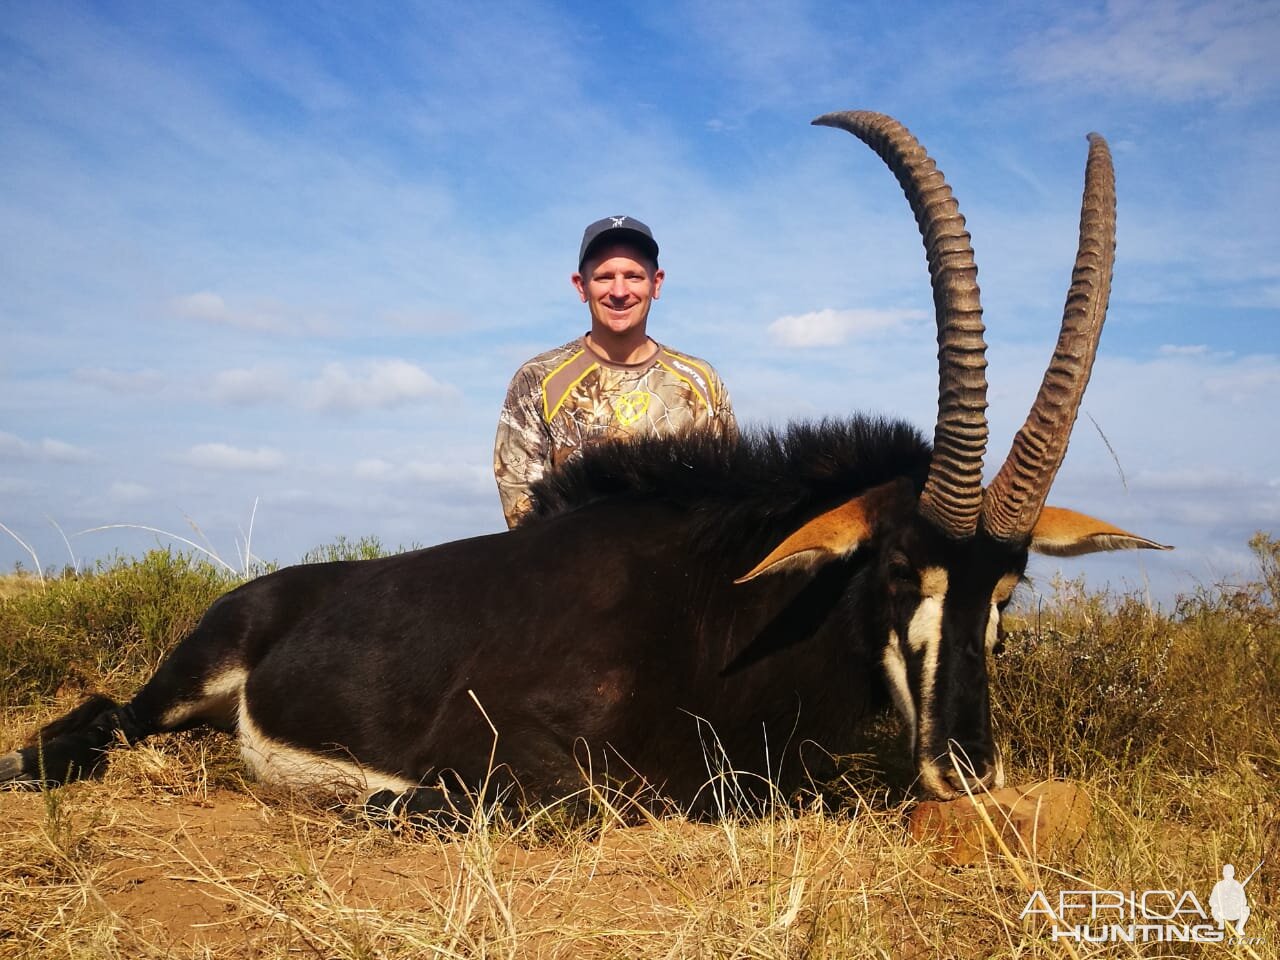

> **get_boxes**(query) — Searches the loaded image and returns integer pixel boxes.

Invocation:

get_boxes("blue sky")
[2,0,1277,604]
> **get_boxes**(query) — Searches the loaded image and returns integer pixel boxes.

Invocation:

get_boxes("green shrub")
[0,538,408,709]
[1248,529,1280,608]
[0,550,240,707]
[299,535,397,564]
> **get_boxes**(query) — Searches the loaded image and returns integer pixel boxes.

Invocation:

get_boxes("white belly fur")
[235,690,417,799]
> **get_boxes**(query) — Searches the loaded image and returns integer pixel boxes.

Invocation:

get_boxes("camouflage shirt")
[494,335,736,527]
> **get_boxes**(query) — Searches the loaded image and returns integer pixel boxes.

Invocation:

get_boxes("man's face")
[572,243,665,339]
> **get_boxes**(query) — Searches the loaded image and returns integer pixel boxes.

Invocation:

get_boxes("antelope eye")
[887,558,916,590]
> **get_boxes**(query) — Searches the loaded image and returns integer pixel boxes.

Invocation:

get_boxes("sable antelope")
[1,112,1168,820]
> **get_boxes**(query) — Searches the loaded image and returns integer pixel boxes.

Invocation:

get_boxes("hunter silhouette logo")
[1211,862,1260,931]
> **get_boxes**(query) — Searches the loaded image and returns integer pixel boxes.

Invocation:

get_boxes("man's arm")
[711,374,738,442]
[494,369,552,528]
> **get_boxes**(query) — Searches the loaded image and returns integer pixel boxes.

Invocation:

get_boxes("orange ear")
[1030,506,1172,557]
[735,479,908,583]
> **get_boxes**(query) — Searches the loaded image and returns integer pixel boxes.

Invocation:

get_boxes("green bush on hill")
[0,536,406,707]
[0,550,240,706]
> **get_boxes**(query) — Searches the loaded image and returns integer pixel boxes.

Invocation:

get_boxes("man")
[494,215,736,527]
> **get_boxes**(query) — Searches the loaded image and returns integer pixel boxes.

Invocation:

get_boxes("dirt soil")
[0,783,893,957]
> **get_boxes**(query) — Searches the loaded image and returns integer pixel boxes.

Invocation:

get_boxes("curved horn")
[813,111,988,539]
[981,133,1116,542]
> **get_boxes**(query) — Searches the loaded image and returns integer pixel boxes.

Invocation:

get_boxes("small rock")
[907,780,1090,866]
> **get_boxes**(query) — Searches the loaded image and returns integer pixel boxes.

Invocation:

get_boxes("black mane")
[527,416,932,555]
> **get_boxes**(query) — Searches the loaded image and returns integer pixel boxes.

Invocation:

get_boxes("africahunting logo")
[1021,861,1264,945]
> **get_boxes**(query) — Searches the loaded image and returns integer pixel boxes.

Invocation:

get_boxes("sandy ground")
[1,781,899,957]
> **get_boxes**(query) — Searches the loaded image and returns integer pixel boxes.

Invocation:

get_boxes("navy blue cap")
[578,215,659,271]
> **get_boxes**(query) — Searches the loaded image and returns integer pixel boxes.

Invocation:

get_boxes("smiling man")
[494,215,737,527]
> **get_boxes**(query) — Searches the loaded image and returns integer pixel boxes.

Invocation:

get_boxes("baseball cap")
[578,215,659,271]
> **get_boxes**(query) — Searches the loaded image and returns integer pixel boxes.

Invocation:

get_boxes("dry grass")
[0,575,42,602]
[2,541,1279,957]
[2,731,1274,959]
[0,732,1071,959]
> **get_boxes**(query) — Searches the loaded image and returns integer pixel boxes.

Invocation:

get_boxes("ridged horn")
[813,111,988,539]
[981,133,1116,542]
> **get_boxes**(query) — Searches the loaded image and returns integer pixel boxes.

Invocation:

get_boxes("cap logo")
[609,216,628,228]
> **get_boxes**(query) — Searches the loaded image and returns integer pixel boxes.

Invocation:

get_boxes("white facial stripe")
[906,567,947,772]
[986,604,1000,651]
[911,567,948,660]
[907,593,944,748]
[238,700,415,799]
[907,568,1008,798]
[882,630,916,746]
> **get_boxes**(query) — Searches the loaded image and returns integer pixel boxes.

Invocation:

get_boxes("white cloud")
[382,308,470,334]
[767,308,927,348]
[1014,0,1280,103]
[207,361,459,412]
[306,360,458,413]
[41,439,93,463]
[0,433,26,458]
[173,291,233,323]
[1201,363,1280,402]
[0,432,93,463]
[351,457,490,493]
[1157,344,1211,357]
[171,291,334,336]
[1129,465,1261,493]
[211,366,291,405]
[180,443,285,472]
[402,461,490,492]
[665,0,842,115]
[354,458,394,480]
[108,481,153,503]
[74,367,166,393]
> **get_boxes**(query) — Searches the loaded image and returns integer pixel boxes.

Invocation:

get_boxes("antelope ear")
[1030,506,1173,557]
[735,479,908,583]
